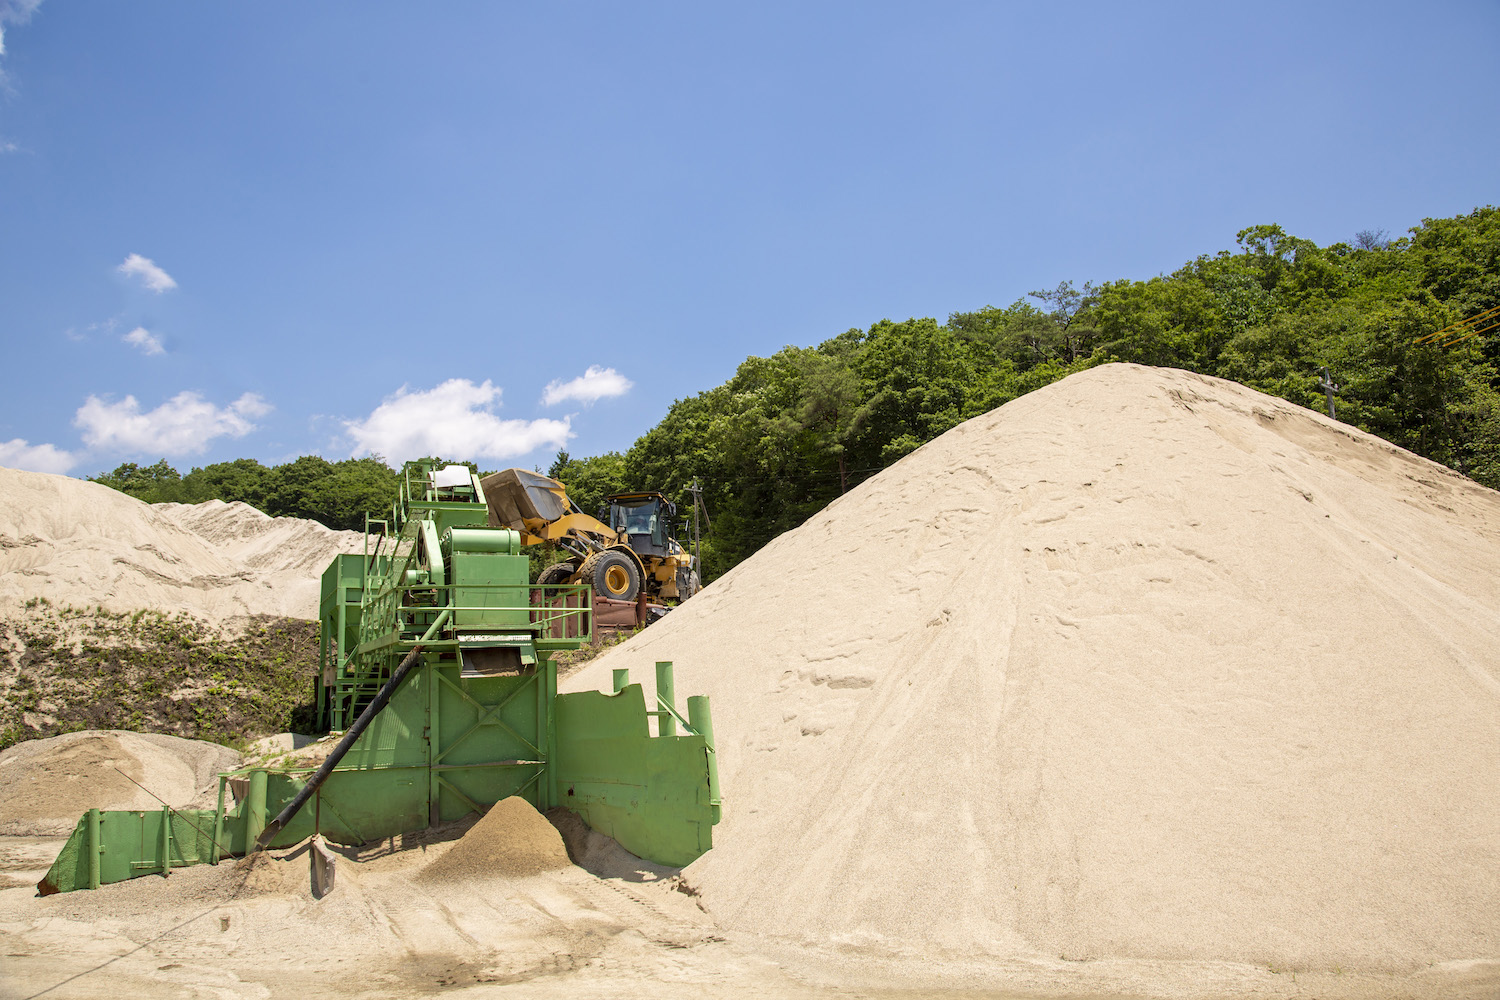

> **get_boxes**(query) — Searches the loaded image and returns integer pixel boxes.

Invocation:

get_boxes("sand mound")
[154,499,358,577]
[567,363,1500,972]
[545,806,679,882]
[0,468,363,621]
[0,729,240,835]
[418,797,572,882]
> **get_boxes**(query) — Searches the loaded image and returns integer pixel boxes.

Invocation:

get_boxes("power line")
[1414,304,1500,348]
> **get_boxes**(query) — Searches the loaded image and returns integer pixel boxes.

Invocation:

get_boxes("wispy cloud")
[542,365,633,407]
[74,391,271,455]
[0,1,42,57]
[0,1,43,85]
[0,139,17,154]
[62,316,117,342]
[122,326,165,356]
[0,436,75,474]
[117,253,178,293]
[345,379,572,464]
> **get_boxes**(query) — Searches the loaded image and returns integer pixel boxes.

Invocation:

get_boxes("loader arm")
[519,511,619,547]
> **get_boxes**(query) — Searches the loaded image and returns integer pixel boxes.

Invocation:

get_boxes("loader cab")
[603,492,676,557]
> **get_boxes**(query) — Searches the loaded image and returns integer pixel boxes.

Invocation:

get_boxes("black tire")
[536,561,578,586]
[675,566,701,601]
[578,549,641,601]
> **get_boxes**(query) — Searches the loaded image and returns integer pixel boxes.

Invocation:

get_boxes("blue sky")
[1,2,1497,479]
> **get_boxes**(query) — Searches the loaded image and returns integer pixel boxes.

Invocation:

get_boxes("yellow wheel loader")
[480,468,700,604]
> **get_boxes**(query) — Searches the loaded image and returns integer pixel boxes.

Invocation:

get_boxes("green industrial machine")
[39,461,721,895]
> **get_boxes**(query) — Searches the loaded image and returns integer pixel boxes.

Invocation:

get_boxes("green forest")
[94,208,1500,582]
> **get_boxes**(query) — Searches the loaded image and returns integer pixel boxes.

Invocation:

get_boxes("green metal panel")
[335,659,431,769]
[251,656,556,846]
[554,684,717,867]
[442,527,529,629]
[429,662,550,821]
[267,768,429,848]
[319,555,366,622]
[40,807,221,895]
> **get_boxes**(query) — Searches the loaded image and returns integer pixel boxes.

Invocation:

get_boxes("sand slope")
[0,730,240,835]
[0,468,363,620]
[568,363,1500,972]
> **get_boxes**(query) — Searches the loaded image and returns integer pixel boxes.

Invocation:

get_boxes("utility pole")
[1317,367,1340,419]
[688,477,703,581]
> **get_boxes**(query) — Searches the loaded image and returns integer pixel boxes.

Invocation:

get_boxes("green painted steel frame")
[39,459,722,894]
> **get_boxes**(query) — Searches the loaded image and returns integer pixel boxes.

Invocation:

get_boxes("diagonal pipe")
[254,610,451,850]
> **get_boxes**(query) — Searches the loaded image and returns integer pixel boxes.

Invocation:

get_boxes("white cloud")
[0,437,75,474]
[62,317,117,343]
[345,379,572,464]
[542,365,633,406]
[0,1,44,62]
[123,326,164,356]
[74,391,271,455]
[117,253,177,293]
[0,140,17,154]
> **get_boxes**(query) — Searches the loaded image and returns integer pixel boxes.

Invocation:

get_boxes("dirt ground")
[1,830,1494,1000]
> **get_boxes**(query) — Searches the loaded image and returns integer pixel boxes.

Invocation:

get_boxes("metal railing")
[349,581,593,670]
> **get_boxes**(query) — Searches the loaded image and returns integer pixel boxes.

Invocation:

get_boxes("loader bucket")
[480,468,571,530]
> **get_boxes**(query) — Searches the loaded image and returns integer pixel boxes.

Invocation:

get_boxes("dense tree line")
[554,208,1500,578]
[90,456,404,532]
[94,208,1499,580]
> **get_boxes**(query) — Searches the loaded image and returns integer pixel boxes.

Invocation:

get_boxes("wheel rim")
[604,565,632,596]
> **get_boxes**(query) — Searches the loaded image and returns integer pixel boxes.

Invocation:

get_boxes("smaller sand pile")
[0,730,239,835]
[418,797,571,882]
[240,732,327,770]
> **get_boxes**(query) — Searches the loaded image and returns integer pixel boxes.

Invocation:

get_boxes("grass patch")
[0,605,319,753]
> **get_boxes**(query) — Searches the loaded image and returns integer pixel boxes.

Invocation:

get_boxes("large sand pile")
[0,730,239,835]
[568,363,1500,972]
[0,468,363,620]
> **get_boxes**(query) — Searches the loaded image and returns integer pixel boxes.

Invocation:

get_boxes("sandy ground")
[2,825,1493,1000]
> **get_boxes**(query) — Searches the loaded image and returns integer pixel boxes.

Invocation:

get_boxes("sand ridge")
[0,469,364,621]
[567,363,1500,972]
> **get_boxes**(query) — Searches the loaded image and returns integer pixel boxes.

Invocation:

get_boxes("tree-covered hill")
[92,207,1499,582]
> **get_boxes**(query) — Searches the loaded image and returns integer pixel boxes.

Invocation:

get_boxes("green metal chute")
[555,683,718,866]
